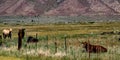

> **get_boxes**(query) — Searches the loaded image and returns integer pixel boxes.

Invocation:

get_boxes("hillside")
[0,0,120,16]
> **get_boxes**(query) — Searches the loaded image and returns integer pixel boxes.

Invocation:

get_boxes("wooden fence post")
[64,35,67,53]
[46,35,48,49]
[36,33,38,50]
[54,41,57,53]
[88,39,90,60]
[87,34,90,60]
[36,33,38,39]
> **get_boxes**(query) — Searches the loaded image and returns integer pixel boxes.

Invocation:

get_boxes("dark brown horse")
[27,36,38,43]
[81,42,107,53]
[18,28,25,50]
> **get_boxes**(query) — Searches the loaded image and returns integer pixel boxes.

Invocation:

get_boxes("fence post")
[64,35,67,53]
[86,34,90,60]
[36,33,38,39]
[88,39,90,60]
[54,41,57,54]
[35,33,38,51]
[46,35,48,49]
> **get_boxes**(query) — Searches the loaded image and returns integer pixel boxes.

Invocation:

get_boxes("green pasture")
[0,22,120,60]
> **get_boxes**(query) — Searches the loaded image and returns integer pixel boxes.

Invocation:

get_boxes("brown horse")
[81,42,107,53]
[18,28,25,50]
[27,36,38,43]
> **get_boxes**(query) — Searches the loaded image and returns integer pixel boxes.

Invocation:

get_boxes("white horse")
[2,28,12,39]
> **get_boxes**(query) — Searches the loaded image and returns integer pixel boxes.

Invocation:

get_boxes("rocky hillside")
[0,0,120,16]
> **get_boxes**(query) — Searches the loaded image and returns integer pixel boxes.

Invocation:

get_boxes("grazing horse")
[2,28,12,39]
[18,28,25,50]
[81,42,107,53]
[27,36,38,43]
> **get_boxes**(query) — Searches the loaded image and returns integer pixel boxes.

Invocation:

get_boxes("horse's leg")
[10,35,12,39]
[5,35,6,39]
[9,32,12,39]
[8,34,11,39]
[18,37,22,50]
[3,33,6,39]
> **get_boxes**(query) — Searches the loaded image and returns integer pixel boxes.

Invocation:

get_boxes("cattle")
[2,28,12,39]
[27,36,38,43]
[81,42,107,53]
[18,28,25,50]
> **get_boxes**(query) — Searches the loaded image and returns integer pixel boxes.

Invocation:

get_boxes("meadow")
[0,22,120,60]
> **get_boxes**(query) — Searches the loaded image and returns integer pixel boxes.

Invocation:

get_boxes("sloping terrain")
[0,0,120,16]
[44,0,90,16]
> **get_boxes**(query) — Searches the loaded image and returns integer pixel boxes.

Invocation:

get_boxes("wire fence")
[0,33,120,60]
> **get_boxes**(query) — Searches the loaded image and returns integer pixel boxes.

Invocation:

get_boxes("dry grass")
[0,22,120,60]
[0,56,21,60]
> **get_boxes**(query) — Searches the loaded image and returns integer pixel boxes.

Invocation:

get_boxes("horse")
[2,28,12,39]
[18,28,25,50]
[27,36,38,43]
[18,28,25,39]
[81,42,107,53]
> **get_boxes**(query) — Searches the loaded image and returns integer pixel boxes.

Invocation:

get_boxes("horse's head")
[22,28,25,31]
[9,28,12,32]
[81,42,90,48]
[19,28,25,32]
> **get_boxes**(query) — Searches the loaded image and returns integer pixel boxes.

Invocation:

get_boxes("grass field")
[0,22,120,60]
